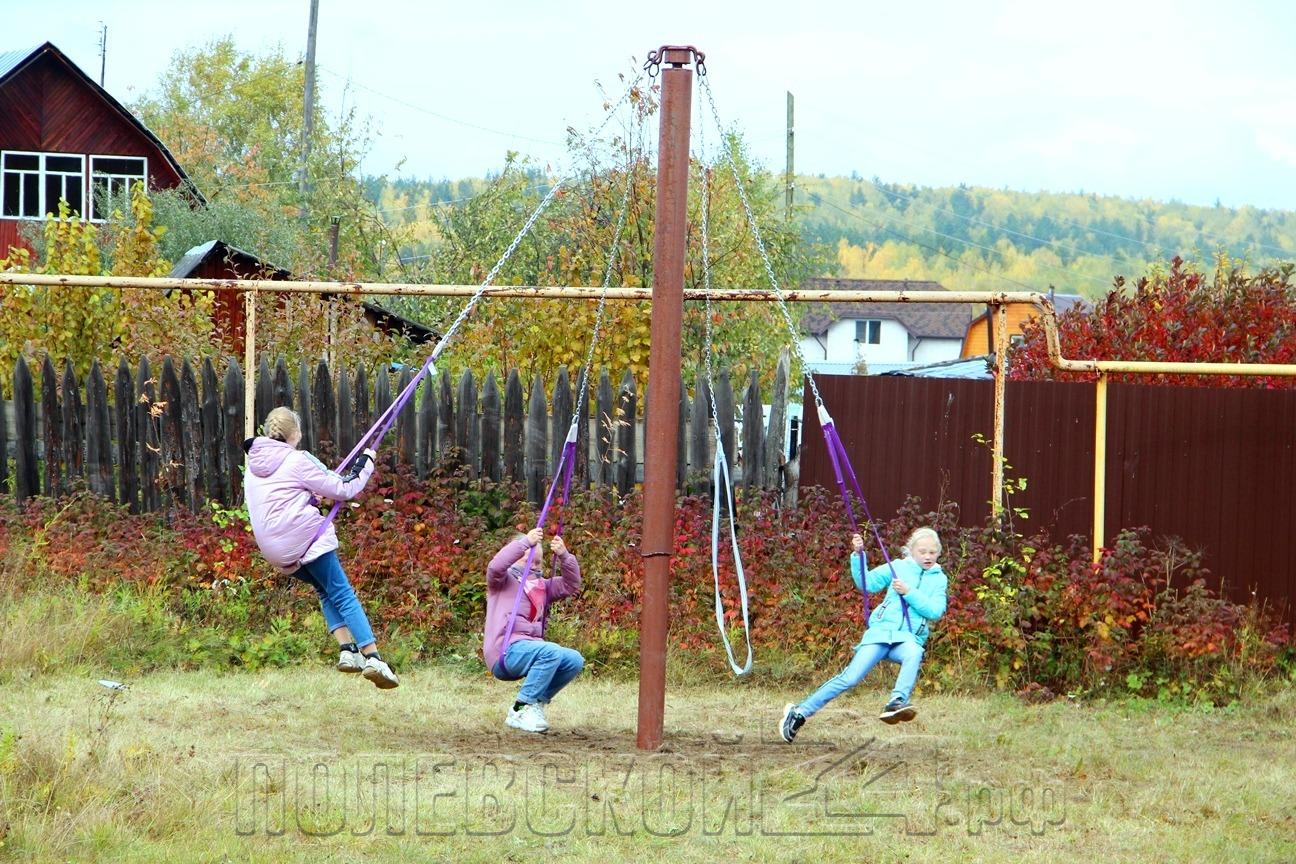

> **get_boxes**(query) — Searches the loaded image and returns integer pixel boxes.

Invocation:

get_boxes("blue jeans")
[294,551,376,648]
[799,641,925,717]
[493,639,585,705]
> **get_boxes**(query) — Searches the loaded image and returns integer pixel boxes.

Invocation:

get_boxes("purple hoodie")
[243,437,375,573]
[482,537,581,670]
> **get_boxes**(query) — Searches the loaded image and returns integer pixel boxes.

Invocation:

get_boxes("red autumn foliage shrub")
[1011,257,1296,389]
[1,470,1290,701]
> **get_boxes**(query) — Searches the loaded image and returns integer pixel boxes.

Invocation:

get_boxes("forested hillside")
[367,172,1296,295]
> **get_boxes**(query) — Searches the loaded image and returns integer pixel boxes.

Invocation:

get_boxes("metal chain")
[699,74,825,408]
[572,101,642,424]
[698,116,725,443]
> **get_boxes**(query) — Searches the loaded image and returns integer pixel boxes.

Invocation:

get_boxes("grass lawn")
[1,664,1294,863]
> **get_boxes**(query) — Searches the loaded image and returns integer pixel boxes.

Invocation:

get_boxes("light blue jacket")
[850,554,948,648]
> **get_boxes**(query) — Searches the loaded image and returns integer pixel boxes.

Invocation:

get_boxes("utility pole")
[785,91,794,217]
[298,0,320,224]
[97,24,107,87]
[637,45,697,751]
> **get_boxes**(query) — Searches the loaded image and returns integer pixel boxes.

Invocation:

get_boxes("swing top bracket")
[644,45,705,77]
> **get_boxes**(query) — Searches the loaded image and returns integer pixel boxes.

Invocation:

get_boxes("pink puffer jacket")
[243,437,375,573]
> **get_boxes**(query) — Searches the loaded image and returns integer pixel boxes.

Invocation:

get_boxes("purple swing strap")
[818,406,913,632]
[499,428,579,660]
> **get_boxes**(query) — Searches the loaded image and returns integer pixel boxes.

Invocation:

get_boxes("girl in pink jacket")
[484,528,583,733]
[243,406,398,689]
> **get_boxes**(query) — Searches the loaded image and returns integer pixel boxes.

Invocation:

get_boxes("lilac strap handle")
[818,405,912,632]
[499,422,579,660]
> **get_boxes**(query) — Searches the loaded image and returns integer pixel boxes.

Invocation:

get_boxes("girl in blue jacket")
[781,527,948,742]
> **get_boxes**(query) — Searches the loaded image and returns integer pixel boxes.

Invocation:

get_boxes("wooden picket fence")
[1,352,794,512]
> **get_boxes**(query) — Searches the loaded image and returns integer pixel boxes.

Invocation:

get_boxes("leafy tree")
[390,88,824,390]
[1010,256,1296,388]
[132,37,403,279]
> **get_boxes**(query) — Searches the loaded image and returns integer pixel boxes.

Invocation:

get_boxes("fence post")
[313,360,335,461]
[255,357,274,429]
[223,358,244,504]
[396,366,416,468]
[273,357,293,413]
[297,360,314,455]
[481,371,501,482]
[457,370,478,479]
[201,358,224,504]
[353,365,370,449]
[526,375,547,504]
[0,381,7,496]
[690,374,710,494]
[594,368,614,489]
[61,360,84,486]
[180,360,204,508]
[677,373,689,492]
[116,359,138,512]
[85,360,112,499]
[337,369,354,458]
[137,357,160,512]
[41,356,62,497]
[503,369,524,484]
[373,366,392,468]
[616,370,637,494]
[742,370,764,488]
[14,357,38,502]
[764,350,789,487]
[438,371,454,458]
[552,366,572,475]
[160,357,183,509]
[417,368,437,479]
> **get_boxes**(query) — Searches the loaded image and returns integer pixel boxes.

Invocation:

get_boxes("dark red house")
[0,41,198,256]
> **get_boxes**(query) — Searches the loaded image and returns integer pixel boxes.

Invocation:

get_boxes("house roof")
[880,355,994,379]
[170,240,439,345]
[0,41,203,203]
[799,278,972,340]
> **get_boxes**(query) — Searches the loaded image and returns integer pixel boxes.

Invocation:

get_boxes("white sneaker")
[505,703,549,733]
[362,655,400,689]
[337,649,365,673]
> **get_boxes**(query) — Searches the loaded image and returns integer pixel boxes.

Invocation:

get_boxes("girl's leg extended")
[798,642,889,718]
[886,641,925,702]
[298,551,376,650]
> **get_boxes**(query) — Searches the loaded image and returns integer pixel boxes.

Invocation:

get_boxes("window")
[2,151,85,218]
[90,156,147,221]
[855,319,882,345]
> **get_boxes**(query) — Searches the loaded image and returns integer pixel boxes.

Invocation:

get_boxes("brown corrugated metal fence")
[800,375,1295,622]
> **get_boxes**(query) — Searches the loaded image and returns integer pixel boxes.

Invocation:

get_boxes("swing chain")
[698,75,825,409]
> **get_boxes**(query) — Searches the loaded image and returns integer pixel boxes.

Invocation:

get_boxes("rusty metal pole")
[637,46,695,751]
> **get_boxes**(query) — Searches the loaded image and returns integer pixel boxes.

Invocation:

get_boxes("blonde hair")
[902,526,942,557]
[264,407,301,443]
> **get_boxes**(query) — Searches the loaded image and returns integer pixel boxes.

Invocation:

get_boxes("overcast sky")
[7,0,1296,210]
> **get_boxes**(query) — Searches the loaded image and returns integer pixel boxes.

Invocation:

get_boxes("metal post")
[1092,373,1108,562]
[991,302,1008,519]
[637,46,694,751]
[244,288,257,438]
[785,91,794,217]
[298,0,320,223]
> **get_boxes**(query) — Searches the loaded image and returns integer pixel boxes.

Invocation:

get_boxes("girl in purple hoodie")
[243,406,398,689]
[483,528,583,733]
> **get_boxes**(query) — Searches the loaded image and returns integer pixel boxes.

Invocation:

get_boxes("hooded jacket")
[482,537,581,671]
[851,554,948,647]
[243,437,375,573]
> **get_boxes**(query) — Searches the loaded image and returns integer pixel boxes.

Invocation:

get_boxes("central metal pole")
[637,47,694,751]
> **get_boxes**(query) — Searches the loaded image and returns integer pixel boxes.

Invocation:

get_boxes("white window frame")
[89,155,148,222]
[1,150,86,220]
[855,319,882,346]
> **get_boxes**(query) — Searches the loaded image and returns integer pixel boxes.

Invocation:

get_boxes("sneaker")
[337,649,365,674]
[779,703,806,743]
[879,698,917,724]
[506,703,549,733]
[362,655,400,689]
